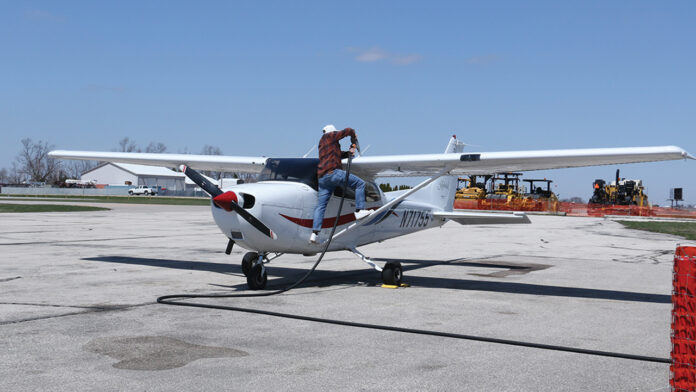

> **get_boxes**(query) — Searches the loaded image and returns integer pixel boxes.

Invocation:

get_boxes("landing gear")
[381,262,403,286]
[247,263,268,290]
[242,252,265,289]
[241,252,257,277]
[240,252,283,290]
[242,252,268,290]
[347,248,406,286]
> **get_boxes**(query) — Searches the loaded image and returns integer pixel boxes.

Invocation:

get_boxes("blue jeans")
[312,169,366,232]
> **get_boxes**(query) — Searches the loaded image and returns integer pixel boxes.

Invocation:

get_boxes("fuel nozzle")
[352,141,362,157]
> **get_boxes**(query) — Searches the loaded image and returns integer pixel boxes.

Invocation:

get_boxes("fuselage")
[212,181,444,253]
[210,158,445,253]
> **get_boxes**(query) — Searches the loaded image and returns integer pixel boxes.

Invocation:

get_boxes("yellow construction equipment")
[589,169,649,207]
[522,179,559,212]
[454,173,559,212]
[487,173,524,202]
[455,175,490,200]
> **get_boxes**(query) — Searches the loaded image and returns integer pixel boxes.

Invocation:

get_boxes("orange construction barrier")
[671,246,696,391]
[454,199,696,219]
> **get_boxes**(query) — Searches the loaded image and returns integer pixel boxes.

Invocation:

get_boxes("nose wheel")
[247,264,268,290]
[241,252,256,277]
[240,252,284,290]
[381,262,403,286]
[241,252,267,290]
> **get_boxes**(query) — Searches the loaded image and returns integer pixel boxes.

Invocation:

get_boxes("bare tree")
[15,138,61,183]
[200,145,223,179]
[145,142,167,153]
[0,168,7,184]
[118,137,140,152]
[63,160,98,179]
[8,163,25,184]
[200,145,222,156]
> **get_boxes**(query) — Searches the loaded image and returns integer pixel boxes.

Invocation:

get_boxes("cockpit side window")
[365,182,381,202]
[333,181,381,202]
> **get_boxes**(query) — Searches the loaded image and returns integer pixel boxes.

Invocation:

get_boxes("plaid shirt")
[317,128,357,178]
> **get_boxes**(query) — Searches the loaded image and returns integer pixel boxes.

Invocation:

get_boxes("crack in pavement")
[0,302,154,326]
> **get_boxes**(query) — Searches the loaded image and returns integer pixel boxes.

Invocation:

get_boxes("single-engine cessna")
[49,136,693,289]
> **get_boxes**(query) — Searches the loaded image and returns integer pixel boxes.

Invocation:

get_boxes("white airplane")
[49,136,694,289]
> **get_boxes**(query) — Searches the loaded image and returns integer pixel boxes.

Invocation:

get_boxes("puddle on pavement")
[84,336,248,370]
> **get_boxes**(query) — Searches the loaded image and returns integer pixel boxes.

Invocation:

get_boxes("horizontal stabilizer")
[433,211,531,225]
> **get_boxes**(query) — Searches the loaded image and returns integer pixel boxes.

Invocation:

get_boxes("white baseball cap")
[322,124,337,133]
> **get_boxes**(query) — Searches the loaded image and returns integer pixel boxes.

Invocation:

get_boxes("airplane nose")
[213,191,243,212]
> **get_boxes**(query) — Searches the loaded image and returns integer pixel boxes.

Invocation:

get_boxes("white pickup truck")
[128,185,157,196]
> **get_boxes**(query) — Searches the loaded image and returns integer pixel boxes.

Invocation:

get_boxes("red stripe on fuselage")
[280,213,356,228]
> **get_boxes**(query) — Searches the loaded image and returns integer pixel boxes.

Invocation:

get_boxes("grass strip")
[0,194,209,206]
[0,203,111,213]
[617,221,696,241]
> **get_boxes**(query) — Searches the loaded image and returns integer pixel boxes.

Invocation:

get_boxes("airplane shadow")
[83,256,670,304]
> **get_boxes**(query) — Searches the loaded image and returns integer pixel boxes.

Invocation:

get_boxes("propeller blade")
[180,165,277,240]
[180,165,222,197]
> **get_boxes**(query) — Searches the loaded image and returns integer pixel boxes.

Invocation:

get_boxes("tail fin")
[408,135,465,212]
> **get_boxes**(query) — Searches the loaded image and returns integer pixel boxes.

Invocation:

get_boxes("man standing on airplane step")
[310,124,371,244]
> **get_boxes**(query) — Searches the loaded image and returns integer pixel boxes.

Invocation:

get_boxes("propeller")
[180,165,277,240]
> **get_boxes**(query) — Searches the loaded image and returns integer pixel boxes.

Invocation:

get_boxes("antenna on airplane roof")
[302,145,315,158]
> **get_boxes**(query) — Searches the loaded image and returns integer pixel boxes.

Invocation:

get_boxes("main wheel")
[381,262,403,286]
[247,264,267,290]
[144,190,149,195]
[128,191,133,195]
[241,252,258,276]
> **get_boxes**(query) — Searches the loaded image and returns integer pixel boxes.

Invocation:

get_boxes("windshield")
[258,158,319,190]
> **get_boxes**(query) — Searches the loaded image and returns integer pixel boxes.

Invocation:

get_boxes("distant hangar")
[81,162,186,191]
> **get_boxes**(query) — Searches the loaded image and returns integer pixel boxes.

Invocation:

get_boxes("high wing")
[433,211,531,225]
[48,150,268,173]
[50,145,693,178]
[349,145,693,179]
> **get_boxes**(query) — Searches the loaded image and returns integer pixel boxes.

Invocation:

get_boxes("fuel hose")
[156,155,669,365]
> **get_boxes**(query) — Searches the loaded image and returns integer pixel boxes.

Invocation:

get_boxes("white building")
[81,162,186,191]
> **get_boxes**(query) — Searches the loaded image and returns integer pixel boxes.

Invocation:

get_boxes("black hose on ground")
[157,156,670,365]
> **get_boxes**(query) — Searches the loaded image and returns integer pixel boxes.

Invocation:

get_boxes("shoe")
[309,232,319,244]
[354,210,372,220]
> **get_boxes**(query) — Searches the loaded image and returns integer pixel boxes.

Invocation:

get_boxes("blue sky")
[1,1,694,204]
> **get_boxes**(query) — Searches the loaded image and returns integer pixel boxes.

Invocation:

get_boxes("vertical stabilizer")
[406,135,465,211]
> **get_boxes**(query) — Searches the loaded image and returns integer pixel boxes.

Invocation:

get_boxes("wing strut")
[331,167,451,241]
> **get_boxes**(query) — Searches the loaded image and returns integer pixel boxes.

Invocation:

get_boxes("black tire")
[381,262,403,286]
[128,191,133,195]
[247,264,267,290]
[144,190,149,195]
[241,252,258,276]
